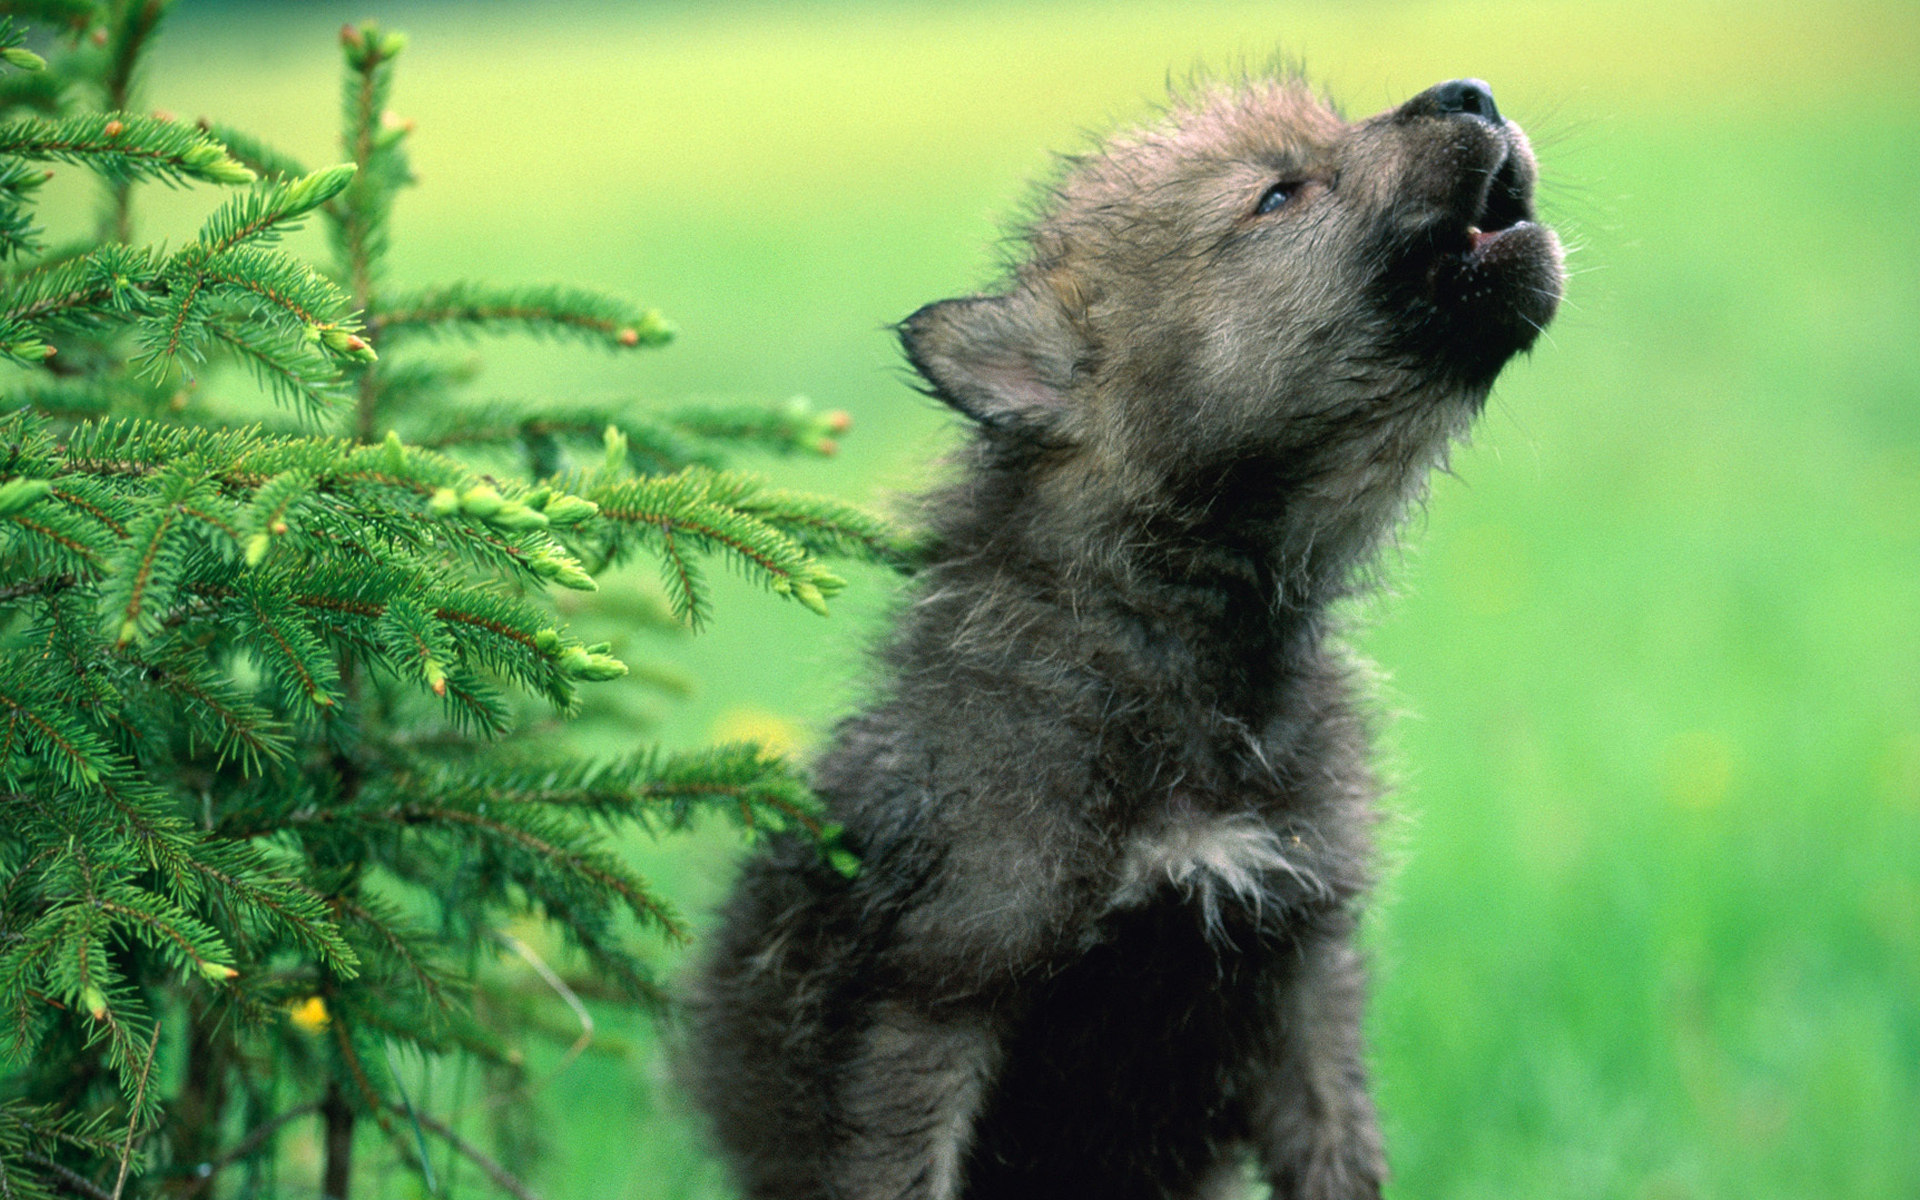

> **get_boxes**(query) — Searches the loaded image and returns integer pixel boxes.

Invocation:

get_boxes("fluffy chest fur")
[1113,812,1334,933]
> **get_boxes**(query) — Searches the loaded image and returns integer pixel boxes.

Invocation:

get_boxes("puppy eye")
[1256,181,1301,215]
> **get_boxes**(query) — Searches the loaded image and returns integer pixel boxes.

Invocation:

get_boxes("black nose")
[1427,78,1502,124]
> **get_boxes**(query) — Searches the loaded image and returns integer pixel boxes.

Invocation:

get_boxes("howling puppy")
[686,73,1563,1200]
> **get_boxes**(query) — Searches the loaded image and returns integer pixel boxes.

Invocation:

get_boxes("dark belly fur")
[963,899,1295,1199]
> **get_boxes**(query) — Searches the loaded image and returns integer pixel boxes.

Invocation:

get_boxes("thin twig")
[382,1040,438,1195]
[20,1153,111,1200]
[395,1108,542,1200]
[493,930,594,1082]
[175,1103,320,1199]
[109,1021,161,1200]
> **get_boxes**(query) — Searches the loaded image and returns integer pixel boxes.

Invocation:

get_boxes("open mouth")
[1399,115,1565,369]
[1462,143,1535,259]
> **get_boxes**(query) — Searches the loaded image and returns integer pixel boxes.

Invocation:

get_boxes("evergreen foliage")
[0,6,900,1196]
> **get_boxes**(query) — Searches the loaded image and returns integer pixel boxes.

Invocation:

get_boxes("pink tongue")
[1470,227,1499,252]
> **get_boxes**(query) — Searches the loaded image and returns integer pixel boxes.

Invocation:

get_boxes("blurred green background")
[114,0,1920,1196]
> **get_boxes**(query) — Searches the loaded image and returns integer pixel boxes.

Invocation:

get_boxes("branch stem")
[320,1083,354,1200]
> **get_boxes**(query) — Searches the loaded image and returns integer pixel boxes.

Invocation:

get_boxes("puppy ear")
[899,289,1080,431]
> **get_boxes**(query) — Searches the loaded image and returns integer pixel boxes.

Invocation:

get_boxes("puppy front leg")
[834,1002,1001,1200]
[1253,934,1386,1200]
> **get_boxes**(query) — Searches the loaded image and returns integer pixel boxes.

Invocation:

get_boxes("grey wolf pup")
[687,73,1564,1200]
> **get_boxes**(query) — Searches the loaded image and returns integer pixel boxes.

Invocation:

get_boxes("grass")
[113,0,1920,1196]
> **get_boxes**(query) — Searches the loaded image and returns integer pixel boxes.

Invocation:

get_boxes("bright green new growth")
[0,7,903,1197]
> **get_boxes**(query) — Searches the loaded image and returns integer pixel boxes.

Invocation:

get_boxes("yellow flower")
[287,996,330,1032]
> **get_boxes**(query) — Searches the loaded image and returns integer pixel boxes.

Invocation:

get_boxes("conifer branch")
[394,802,687,941]
[0,113,250,186]
[19,1152,111,1200]
[195,122,308,185]
[201,319,348,417]
[107,1021,160,1200]
[396,1106,543,1200]
[375,283,673,351]
[117,648,290,770]
[1,247,152,328]
[99,0,170,116]
[328,895,453,1012]
[198,163,355,252]
[0,68,65,120]
[174,1103,320,1199]
[575,467,853,624]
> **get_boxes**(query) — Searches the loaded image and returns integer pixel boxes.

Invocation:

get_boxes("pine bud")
[428,487,460,515]
[540,493,599,525]
[559,646,627,681]
[550,562,597,592]
[523,486,553,509]
[578,653,628,681]
[488,501,549,530]
[82,985,108,1021]
[457,485,506,518]
[825,410,853,433]
[1,47,46,71]
[533,628,562,652]
[287,163,357,213]
[320,327,376,361]
[603,426,628,473]
[791,581,830,617]
[244,532,271,565]
[533,554,596,591]
[616,327,640,347]
[381,429,406,473]
[182,144,255,185]
[339,23,364,50]
[103,119,124,138]
[635,308,675,344]
[814,438,839,457]
[424,660,447,697]
[197,960,239,981]
[90,27,108,46]
[0,478,52,516]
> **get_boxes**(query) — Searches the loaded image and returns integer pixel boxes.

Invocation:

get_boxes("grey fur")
[684,72,1563,1200]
